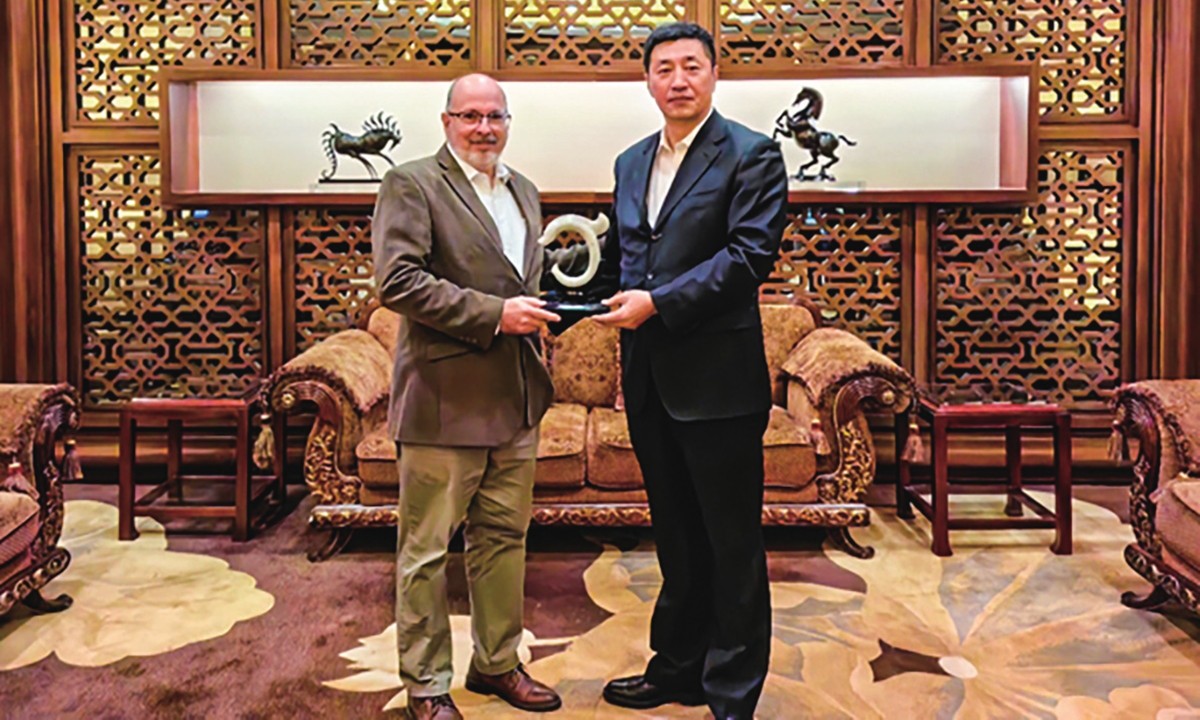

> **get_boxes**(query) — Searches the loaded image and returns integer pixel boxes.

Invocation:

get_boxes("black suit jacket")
[604,111,788,421]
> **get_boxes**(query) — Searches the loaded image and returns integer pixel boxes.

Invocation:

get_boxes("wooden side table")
[118,393,285,542]
[895,393,1072,557]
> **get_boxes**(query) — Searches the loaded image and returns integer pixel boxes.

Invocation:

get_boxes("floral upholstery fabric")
[277,330,392,414]
[760,303,817,408]
[782,328,908,406]
[586,408,644,490]
[763,405,816,489]
[1157,477,1200,575]
[0,492,38,566]
[356,424,398,491]
[546,319,620,408]
[534,403,587,489]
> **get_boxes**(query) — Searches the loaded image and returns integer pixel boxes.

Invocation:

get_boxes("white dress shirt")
[647,108,714,227]
[448,146,527,277]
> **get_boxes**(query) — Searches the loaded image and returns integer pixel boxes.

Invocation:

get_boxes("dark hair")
[642,22,716,73]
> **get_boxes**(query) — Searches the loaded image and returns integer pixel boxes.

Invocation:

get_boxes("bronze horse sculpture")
[320,112,402,181]
[772,88,857,182]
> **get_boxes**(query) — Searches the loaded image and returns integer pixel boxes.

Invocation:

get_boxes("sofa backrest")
[547,319,621,408]
[547,303,819,409]
[761,302,819,407]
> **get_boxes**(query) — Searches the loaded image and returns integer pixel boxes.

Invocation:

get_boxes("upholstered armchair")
[1112,381,1200,614]
[0,384,80,616]
[258,299,914,560]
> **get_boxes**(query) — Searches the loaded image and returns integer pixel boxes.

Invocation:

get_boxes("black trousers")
[626,379,771,720]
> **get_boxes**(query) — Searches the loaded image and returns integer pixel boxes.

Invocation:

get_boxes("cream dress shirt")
[448,146,527,277]
[647,108,714,227]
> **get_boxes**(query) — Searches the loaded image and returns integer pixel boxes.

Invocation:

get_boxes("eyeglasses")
[447,110,511,126]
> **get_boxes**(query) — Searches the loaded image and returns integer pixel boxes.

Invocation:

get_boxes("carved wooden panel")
[938,0,1128,121]
[935,147,1125,409]
[292,209,376,351]
[719,0,906,67]
[290,0,472,67]
[762,206,903,361]
[73,0,259,125]
[504,0,688,68]
[79,152,264,406]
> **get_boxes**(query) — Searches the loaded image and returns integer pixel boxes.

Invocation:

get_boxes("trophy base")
[543,300,608,335]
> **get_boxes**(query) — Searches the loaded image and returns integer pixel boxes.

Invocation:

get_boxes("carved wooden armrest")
[0,384,81,559]
[256,329,391,501]
[781,329,913,504]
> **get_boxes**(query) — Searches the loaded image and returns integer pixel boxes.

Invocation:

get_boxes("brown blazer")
[371,145,551,447]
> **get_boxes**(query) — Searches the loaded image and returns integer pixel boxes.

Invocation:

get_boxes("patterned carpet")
[1,485,1198,719]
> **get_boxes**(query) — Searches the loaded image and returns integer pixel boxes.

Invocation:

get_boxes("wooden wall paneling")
[912,204,933,384]
[0,2,12,383]
[49,0,69,381]
[266,207,285,372]
[938,0,1132,124]
[4,0,55,382]
[1154,0,1200,378]
[69,0,260,127]
[282,208,298,362]
[287,0,474,69]
[913,0,934,67]
[717,0,907,69]
[1132,0,1155,380]
[262,0,281,69]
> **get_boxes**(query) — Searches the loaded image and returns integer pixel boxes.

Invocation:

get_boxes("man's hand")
[593,290,657,329]
[500,296,561,335]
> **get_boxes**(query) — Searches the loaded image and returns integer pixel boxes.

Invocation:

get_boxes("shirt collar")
[659,107,714,156]
[447,144,510,187]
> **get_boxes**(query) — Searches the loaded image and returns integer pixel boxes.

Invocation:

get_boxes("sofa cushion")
[535,404,587,490]
[586,408,645,490]
[356,406,590,495]
[0,492,39,566]
[356,425,398,490]
[764,405,816,489]
[547,319,620,408]
[585,405,816,491]
[760,303,818,408]
[1158,478,1200,576]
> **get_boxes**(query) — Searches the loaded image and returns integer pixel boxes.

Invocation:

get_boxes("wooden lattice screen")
[59,0,1143,413]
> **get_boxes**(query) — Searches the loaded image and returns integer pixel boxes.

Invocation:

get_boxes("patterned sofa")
[0,384,80,617]
[1112,380,1200,614]
[258,299,914,560]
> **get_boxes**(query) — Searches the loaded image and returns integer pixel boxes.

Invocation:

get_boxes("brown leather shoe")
[405,694,461,720]
[465,663,562,712]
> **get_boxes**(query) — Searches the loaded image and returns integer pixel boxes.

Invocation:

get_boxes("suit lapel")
[653,112,726,232]
[512,176,542,280]
[436,145,506,259]
[629,135,658,232]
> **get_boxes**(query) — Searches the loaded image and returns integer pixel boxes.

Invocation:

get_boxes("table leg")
[167,419,183,501]
[234,407,250,542]
[118,412,138,541]
[896,409,914,519]
[1004,423,1023,517]
[1052,411,1073,555]
[932,415,951,557]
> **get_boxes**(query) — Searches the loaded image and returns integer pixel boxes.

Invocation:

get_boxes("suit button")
[646,272,655,281]
[650,233,662,242]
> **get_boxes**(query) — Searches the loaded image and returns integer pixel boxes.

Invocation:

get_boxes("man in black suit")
[593,21,788,720]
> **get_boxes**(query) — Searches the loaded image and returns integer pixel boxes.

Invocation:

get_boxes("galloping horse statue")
[319,112,402,181]
[772,88,857,182]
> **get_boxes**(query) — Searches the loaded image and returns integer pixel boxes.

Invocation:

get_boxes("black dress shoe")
[602,675,706,709]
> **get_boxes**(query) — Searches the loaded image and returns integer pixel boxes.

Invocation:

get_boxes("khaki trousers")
[395,425,538,696]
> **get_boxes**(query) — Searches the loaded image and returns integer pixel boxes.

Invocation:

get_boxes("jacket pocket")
[425,340,474,362]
